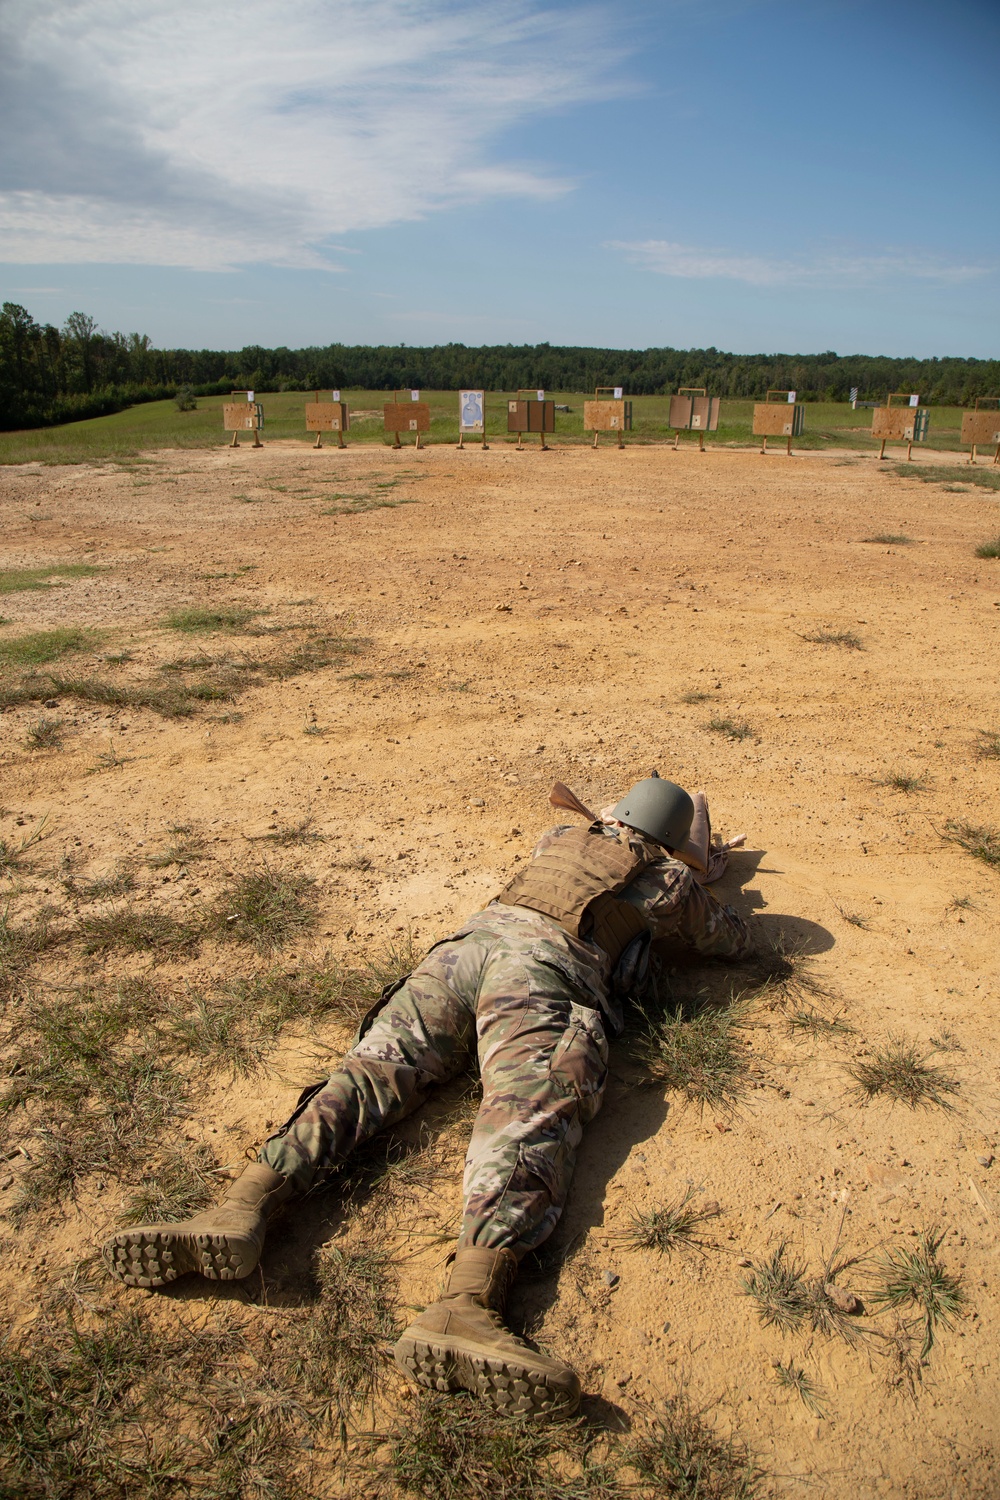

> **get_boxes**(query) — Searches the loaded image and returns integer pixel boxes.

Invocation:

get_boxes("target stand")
[224,390,263,448]
[384,390,431,449]
[305,391,349,449]
[583,387,632,449]
[753,390,804,455]
[507,390,555,450]
[457,389,488,450]
[961,398,1000,466]
[872,394,929,461]
[668,387,720,451]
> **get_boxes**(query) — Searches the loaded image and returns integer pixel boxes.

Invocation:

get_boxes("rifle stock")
[549,782,598,823]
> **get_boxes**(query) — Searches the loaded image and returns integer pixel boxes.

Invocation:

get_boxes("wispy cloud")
[610,239,993,287]
[0,0,630,270]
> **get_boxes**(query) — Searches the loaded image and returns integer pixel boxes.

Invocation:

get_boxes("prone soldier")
[104,775,751,1420]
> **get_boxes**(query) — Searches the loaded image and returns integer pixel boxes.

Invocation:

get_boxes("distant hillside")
[2,300,997,430]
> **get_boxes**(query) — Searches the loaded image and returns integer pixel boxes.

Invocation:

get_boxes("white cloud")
[0,0,629,269]
[610,239,993,287]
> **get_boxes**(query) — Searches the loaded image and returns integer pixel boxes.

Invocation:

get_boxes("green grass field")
[0,390,968,465]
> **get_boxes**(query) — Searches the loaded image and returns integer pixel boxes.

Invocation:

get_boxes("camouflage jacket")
[456,823,752,1037]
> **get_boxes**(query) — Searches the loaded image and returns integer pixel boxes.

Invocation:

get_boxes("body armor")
[496,826,657,964]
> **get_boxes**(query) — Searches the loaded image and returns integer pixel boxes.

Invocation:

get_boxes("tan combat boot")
[103,1162,292,1288]
[394,1246,581,1420]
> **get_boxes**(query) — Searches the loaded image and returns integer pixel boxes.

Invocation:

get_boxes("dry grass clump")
[869,1228,965,1358]
[64,865,137,901]
[206,865,317,951]
[799,629,863,650]
[873,769,929,794]
[0,627,98,666]
[77,904,200,957]
[0,563,102,594]
[975,729,1000,760]
[741,1243,866,1347]
[0,817,51,874]
[24,715,65,750]
[848,1038,960,1110]
[706,716,754,741]
[861,533,912,545]
[944,818,1000,870]
[118,1144,218,1226]
[772,1360,827,1418]
[617,1188,721,1256]
[974,537,1000,559]
[368,1389,763,1500]
[0,908,60,1002]
[634,997,753,1113]
[162,606,262,633]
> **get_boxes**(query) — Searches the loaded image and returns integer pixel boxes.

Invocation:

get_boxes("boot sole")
[103,1228,258,1288]
[394,1331,580,1421]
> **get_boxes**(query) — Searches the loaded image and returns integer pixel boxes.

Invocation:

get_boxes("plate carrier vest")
[496,825,658,964]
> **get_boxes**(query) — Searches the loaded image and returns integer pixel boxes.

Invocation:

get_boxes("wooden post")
[879,438,887,460]
[592,430,599,449]
[314,432,323,449]
[517,431,523,450]
[970,443,977,465]
[786,435,792,456]
[458,430,464,450]
[698,432,705,453]
[415,432,422,450]
[994,444,1000,467]
[673,430,680,450]
[906,440,913,461]
[230,431,239,448]
[761,435,768,455]
[618,427,624,450]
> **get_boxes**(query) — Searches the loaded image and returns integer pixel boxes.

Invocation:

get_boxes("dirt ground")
[1,439,999,1497]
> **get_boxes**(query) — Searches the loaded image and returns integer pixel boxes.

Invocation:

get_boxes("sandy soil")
[1,440,999,1497]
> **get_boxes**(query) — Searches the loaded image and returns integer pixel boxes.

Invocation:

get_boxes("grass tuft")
[706,716,754,741]
[974,537,1000,559]
[0,563,102,594]
[634,997,752,1112]
[623,1396,765,1500]
[773,1360,827,1418]
[0,816,52,874]
[118,1144,217,1225]
[787,1008,854,1039]
[893,464,1000,492]
[874,770,929,794]
[741,1244,813,1332]
[24,715,65,750]
[974,729,1000,760]
[77,904,200,956]
[848,1037,960,1110]
[64,866,136,901]
[800,629,863,650]
[162,607,260,633]
[861,533,912,545]
[0,627,97,666]
[943,819,1000,870]
[207,865,317,951]
[617,1188,721,1255]
[870,1228,965,1358]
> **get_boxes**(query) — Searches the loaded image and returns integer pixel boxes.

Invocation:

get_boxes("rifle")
[547,781,744,883]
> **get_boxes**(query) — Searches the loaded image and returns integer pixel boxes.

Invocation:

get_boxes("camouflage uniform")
[261,824,750,1258]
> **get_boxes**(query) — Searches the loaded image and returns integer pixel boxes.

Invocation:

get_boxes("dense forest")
[2,300,998,431]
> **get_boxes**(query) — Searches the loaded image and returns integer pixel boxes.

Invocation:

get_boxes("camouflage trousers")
[260,907,609,1258]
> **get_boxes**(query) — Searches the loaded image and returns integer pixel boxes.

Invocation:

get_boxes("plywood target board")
[583,399,631,432]
[223,402,261,431]
[961,411,1000,445]
[384,401,431,434]
[872,407,918,440]
[507,399,555,433]
[305,401,349,432]
[753,403,804,437]
[669,394,720,431]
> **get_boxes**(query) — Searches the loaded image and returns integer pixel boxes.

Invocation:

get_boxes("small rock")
[977,1154,994,1168]
[662,1321,671,1335]
[495,603,512,613]
[824,1283,861,1315]
[43,698,59,709]
[470,798,485,808]
[616,1373,632,1387]
[603,1270,620,1288]
[0,1175,13,1191]
[701,1200,721,1217]
[737,1256,753,1268]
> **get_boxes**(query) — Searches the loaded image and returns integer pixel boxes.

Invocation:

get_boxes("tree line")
[2,300,998,431]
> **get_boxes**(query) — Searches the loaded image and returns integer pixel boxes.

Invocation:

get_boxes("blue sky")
[1,0,997,357]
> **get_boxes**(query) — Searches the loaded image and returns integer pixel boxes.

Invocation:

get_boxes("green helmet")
[610,773,694,849]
